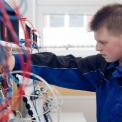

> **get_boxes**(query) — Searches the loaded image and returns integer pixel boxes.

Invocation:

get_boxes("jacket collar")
[107,61,122,78]
[106,61,119,70]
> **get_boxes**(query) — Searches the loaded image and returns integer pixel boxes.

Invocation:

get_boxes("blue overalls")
[96,62,122,122]
[13,52,122,122]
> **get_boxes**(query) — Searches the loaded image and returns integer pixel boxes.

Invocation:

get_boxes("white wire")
[10,92,53,114]
[40,91,62,112]
[39,85,63,105]
[4,42,13,54]
[10,70,58,102]
[11,89,60,113]
[9,70,59,122]
[34,81,48,93]
[50,86,63,105]
[15,110,22,118]
[0,42,12,54]
[43,86,63,112]
[0,70,61,121]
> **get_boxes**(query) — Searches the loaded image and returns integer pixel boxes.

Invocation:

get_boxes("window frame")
[36,0,116,46]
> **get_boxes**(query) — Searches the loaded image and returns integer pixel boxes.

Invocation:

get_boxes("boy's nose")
[96,43,102,51]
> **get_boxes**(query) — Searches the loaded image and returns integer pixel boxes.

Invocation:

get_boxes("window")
[50,15,64,27]
[43,14,96,49]
[69,15,84,27]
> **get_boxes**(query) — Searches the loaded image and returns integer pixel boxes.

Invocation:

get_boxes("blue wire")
[0,0,28,20]
[18,0,28,16]
[33,80,41,122]
[0,44,5,63]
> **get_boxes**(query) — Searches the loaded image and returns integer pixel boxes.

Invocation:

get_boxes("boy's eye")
[101,42,106,44]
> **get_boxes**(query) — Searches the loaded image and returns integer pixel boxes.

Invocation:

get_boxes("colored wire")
[33,80,41,122]
[15,110,22,118]
[9,70,60,121]
[3,0,28,20]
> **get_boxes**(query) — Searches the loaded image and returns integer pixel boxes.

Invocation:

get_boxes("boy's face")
[94,27,122,65]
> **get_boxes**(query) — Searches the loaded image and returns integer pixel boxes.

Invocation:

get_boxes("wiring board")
[15,74,53,122]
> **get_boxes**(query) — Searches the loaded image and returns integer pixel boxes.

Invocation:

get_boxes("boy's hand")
[0,62,4,74]
[0,55,15,74]
[8,55,15,71]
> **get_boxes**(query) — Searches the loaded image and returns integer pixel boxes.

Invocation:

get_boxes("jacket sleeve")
[13,52,107,92]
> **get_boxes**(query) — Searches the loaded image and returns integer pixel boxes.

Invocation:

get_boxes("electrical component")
[12,71,61,122]
[16,73,47,122]
[0,0,46,122]
[0,69,63,122]
[0,89,15,121]
[43,102,52,122]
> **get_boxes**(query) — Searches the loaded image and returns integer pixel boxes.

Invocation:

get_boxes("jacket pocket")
[112,101,122,122]
[114,101,122,115]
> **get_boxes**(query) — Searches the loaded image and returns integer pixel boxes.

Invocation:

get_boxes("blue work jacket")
[13,52,122,122]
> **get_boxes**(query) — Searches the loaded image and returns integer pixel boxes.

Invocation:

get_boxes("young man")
[1,3,122,122]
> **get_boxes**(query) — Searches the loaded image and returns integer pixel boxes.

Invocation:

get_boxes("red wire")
[0,0,33,119]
